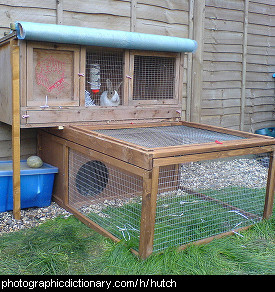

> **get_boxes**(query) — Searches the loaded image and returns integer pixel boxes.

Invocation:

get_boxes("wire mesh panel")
[133,55,176,100]
[68,149,143,250]
[153,153,270,252]
[85,49,124,106]
[66,140,271,255]
[95,125,244,148]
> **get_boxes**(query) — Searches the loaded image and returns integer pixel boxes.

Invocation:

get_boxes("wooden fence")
[0,0,274,159]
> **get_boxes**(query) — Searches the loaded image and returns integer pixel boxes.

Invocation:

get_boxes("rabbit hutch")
[0,21,274,259]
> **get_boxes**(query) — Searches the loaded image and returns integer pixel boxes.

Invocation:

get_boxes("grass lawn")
[0,211,274,275]
[81,186,266,252]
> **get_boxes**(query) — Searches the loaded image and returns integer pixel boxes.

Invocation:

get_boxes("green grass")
[0,212,274,275]
[86,187,266,252]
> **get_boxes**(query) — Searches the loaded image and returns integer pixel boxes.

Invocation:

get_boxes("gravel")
[0,202,71,235]
[181,156,268,190]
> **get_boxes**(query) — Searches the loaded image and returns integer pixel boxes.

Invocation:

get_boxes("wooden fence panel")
[0,0,274,160]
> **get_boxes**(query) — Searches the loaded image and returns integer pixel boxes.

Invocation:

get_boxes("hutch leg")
[11,39,21,220]
[263,151,275,219]
[139,167,159,259]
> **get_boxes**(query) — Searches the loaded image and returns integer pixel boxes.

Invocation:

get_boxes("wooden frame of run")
[38,121,275,259]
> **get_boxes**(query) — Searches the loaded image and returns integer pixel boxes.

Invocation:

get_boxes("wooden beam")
[240,0,249,131]
[178,225,253,252]
[10,39,21,220]
[180,186,261,221]
[139,167,159,259]
[263,151,275,219]
[191,0,205,123]
[153,145,275,167]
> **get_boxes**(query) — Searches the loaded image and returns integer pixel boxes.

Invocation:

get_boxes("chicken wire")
[68,149,143,249]
[95,125,244,148]
[153,153,269,252]
[85,49,124,106]
[67,147,269,253]
[133,55,175,100]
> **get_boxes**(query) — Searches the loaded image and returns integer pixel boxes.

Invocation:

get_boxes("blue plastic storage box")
[0,160,58,212]
[255,127,275,138]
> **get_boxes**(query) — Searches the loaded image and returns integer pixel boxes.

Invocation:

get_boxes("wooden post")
[130,0,137,32]
[10,39,21,220]
[263,151,275,219]
[240,0,249,131]
[186,0,194,122]
[139,167,159,259]
[191,0,205,123]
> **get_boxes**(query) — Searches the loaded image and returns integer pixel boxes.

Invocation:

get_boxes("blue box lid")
[0,160,58,176]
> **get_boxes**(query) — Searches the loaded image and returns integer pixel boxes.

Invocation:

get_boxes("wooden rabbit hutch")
[1,22,274,258]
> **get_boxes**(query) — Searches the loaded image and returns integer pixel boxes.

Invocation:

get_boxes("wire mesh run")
[133,55,175,100]
[153,153,269,252]
[95,125,244,148]
[68,149,143,250]
[85,49,124,106]
[67,148,269,254]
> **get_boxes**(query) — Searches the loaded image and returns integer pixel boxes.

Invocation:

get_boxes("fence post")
[191,0,205,123]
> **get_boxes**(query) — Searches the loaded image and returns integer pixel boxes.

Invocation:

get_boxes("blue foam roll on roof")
[15,22,197,53]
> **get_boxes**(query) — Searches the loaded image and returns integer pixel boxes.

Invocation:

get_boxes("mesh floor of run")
[94,125,244,148]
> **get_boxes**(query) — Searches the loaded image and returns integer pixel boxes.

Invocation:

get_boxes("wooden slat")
[43,126,153,170]
[72,121,182,130]
[136,3,189,25]
[206,0,245,11]
[205,6,244,22]
[180,121,268,138]
[204,44,243,54]
[62,0,131,17]
[0,1,56,9]
[204,18,244,32]
[62,11,131,31]
[135,18,188,38]
[153,145,275,167]
[180,186,261,221]
[137,0,189,11]
[61,203,121,243]
[24,106,181,126]
[0,6,56,30]
[178,225,253,251]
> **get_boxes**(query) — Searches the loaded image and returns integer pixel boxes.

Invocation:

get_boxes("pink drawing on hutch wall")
[35,55,68,94]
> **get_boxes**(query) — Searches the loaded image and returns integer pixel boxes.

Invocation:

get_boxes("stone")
[27,156,43,168]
